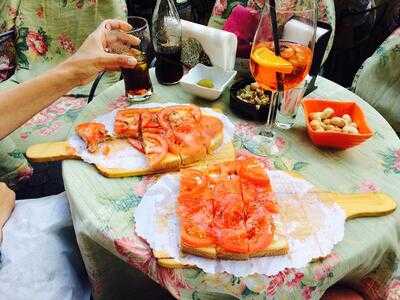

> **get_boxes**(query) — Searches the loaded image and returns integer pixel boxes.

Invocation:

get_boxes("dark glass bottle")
[152,0,184,85]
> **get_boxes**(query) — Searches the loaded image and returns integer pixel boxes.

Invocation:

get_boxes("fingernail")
[127,57,136,65]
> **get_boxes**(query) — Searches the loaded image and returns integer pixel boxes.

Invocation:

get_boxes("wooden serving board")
[154,189,397,269]
[26,141,236,178]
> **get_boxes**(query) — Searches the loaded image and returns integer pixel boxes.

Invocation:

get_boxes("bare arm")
[0,183,15,244]
[0,19,139,140]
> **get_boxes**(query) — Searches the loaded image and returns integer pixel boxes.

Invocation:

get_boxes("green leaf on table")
[16,41,28,51]
[293,161,309,171]
[8,150,25,159]
[38,26,52,46]
[18,27,29,38]
[241,287,259,296]
[17,52,29,69]
[274,159,288,171]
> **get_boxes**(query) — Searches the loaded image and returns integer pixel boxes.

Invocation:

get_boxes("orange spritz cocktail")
[250,42,312,91]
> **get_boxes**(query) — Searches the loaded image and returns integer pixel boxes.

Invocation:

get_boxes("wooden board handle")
[156,192,397,268]
[26,141,79,162]
[318,192,397,220]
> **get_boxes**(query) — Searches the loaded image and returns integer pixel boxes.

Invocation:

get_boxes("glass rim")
[127,16,149,33]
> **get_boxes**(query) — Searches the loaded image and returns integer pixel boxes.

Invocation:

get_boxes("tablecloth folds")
[0,193,90,300]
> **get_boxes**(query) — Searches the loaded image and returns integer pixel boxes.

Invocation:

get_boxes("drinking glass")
[121,16,153,102]
[276,81,307,129]
[244,0,317,156]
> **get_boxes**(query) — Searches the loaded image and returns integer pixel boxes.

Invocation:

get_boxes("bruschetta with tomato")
[177,158,289,260]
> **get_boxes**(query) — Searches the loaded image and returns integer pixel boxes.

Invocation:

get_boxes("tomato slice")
[127,138,144,153]
[246,209,274,254]
[237,158,269,186]
[181,226,214,248]
[114,109,141,138]
[215,227,249,254]
[141,111,161,128]
[180,169,207,194]
[142,133,168,167]
[200,115,223,140]
[159,105,201,130]
[76,122,109,153]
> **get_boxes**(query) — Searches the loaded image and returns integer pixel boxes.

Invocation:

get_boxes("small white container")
[179,64,237,101]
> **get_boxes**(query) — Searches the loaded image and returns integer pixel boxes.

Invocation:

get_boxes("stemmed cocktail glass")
[244,0,317,156]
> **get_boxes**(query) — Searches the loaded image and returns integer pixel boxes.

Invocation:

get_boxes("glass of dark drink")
[123,16,153,102]
[152,0,184,85]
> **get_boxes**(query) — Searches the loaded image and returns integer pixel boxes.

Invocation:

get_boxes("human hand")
[0,183,15,244]
[61,19,140,86]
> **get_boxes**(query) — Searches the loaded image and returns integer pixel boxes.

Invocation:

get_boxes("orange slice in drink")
[251,46,294,74]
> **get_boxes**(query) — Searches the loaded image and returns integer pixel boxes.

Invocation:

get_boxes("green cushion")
[352,28,400,133]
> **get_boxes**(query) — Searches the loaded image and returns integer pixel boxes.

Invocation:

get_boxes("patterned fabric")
[0,136,33,188]
[207,0,336,64]
[0,30,16,82]
[352,27,400,133]
[0,0,127,183]
[63,73,400,299]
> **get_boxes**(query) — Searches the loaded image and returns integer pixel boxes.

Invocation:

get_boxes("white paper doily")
[68,103,235,170]
[135,170,346,277]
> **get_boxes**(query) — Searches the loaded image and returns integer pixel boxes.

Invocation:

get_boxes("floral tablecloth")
[63,71,400,300]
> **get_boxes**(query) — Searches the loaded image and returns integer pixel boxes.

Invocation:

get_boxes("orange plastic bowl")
[302,99,374,149]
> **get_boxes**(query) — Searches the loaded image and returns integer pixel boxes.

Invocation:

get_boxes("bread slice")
[181,242,217,259]
[249,235,289,257]
[216,248,249,260]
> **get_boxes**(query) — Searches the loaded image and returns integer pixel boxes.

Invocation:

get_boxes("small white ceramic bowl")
[179,64,237,101]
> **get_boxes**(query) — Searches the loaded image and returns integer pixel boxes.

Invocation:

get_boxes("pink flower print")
[114,232,189,298]
[156,268,190,298]
[275,136,286,151]
[36,6,44,18]
[61,96,86,110]
[134,175,158,197]
[313,252,340,281]
[38,121,63,136]
[19,132,29,140]
[394,149,400,159]
[302,286,313,300]
[212,0,227,17]
[266,271,286,297]
[358,180,380,193]
[17,165,33,182]
[359,277,383,299]
[287,271,304,287]
[26,30,48,56]
[107,95,129,111]
[114,234,157,279]
[58,33,76,54]
[26,112,53,126]
[386,279,400,300]
[235,121,258,137]
[395,159,400,172]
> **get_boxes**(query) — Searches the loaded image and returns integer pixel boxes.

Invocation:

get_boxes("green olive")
[197,79,215,88]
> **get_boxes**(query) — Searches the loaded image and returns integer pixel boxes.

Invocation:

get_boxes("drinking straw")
[268,0,284,92]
